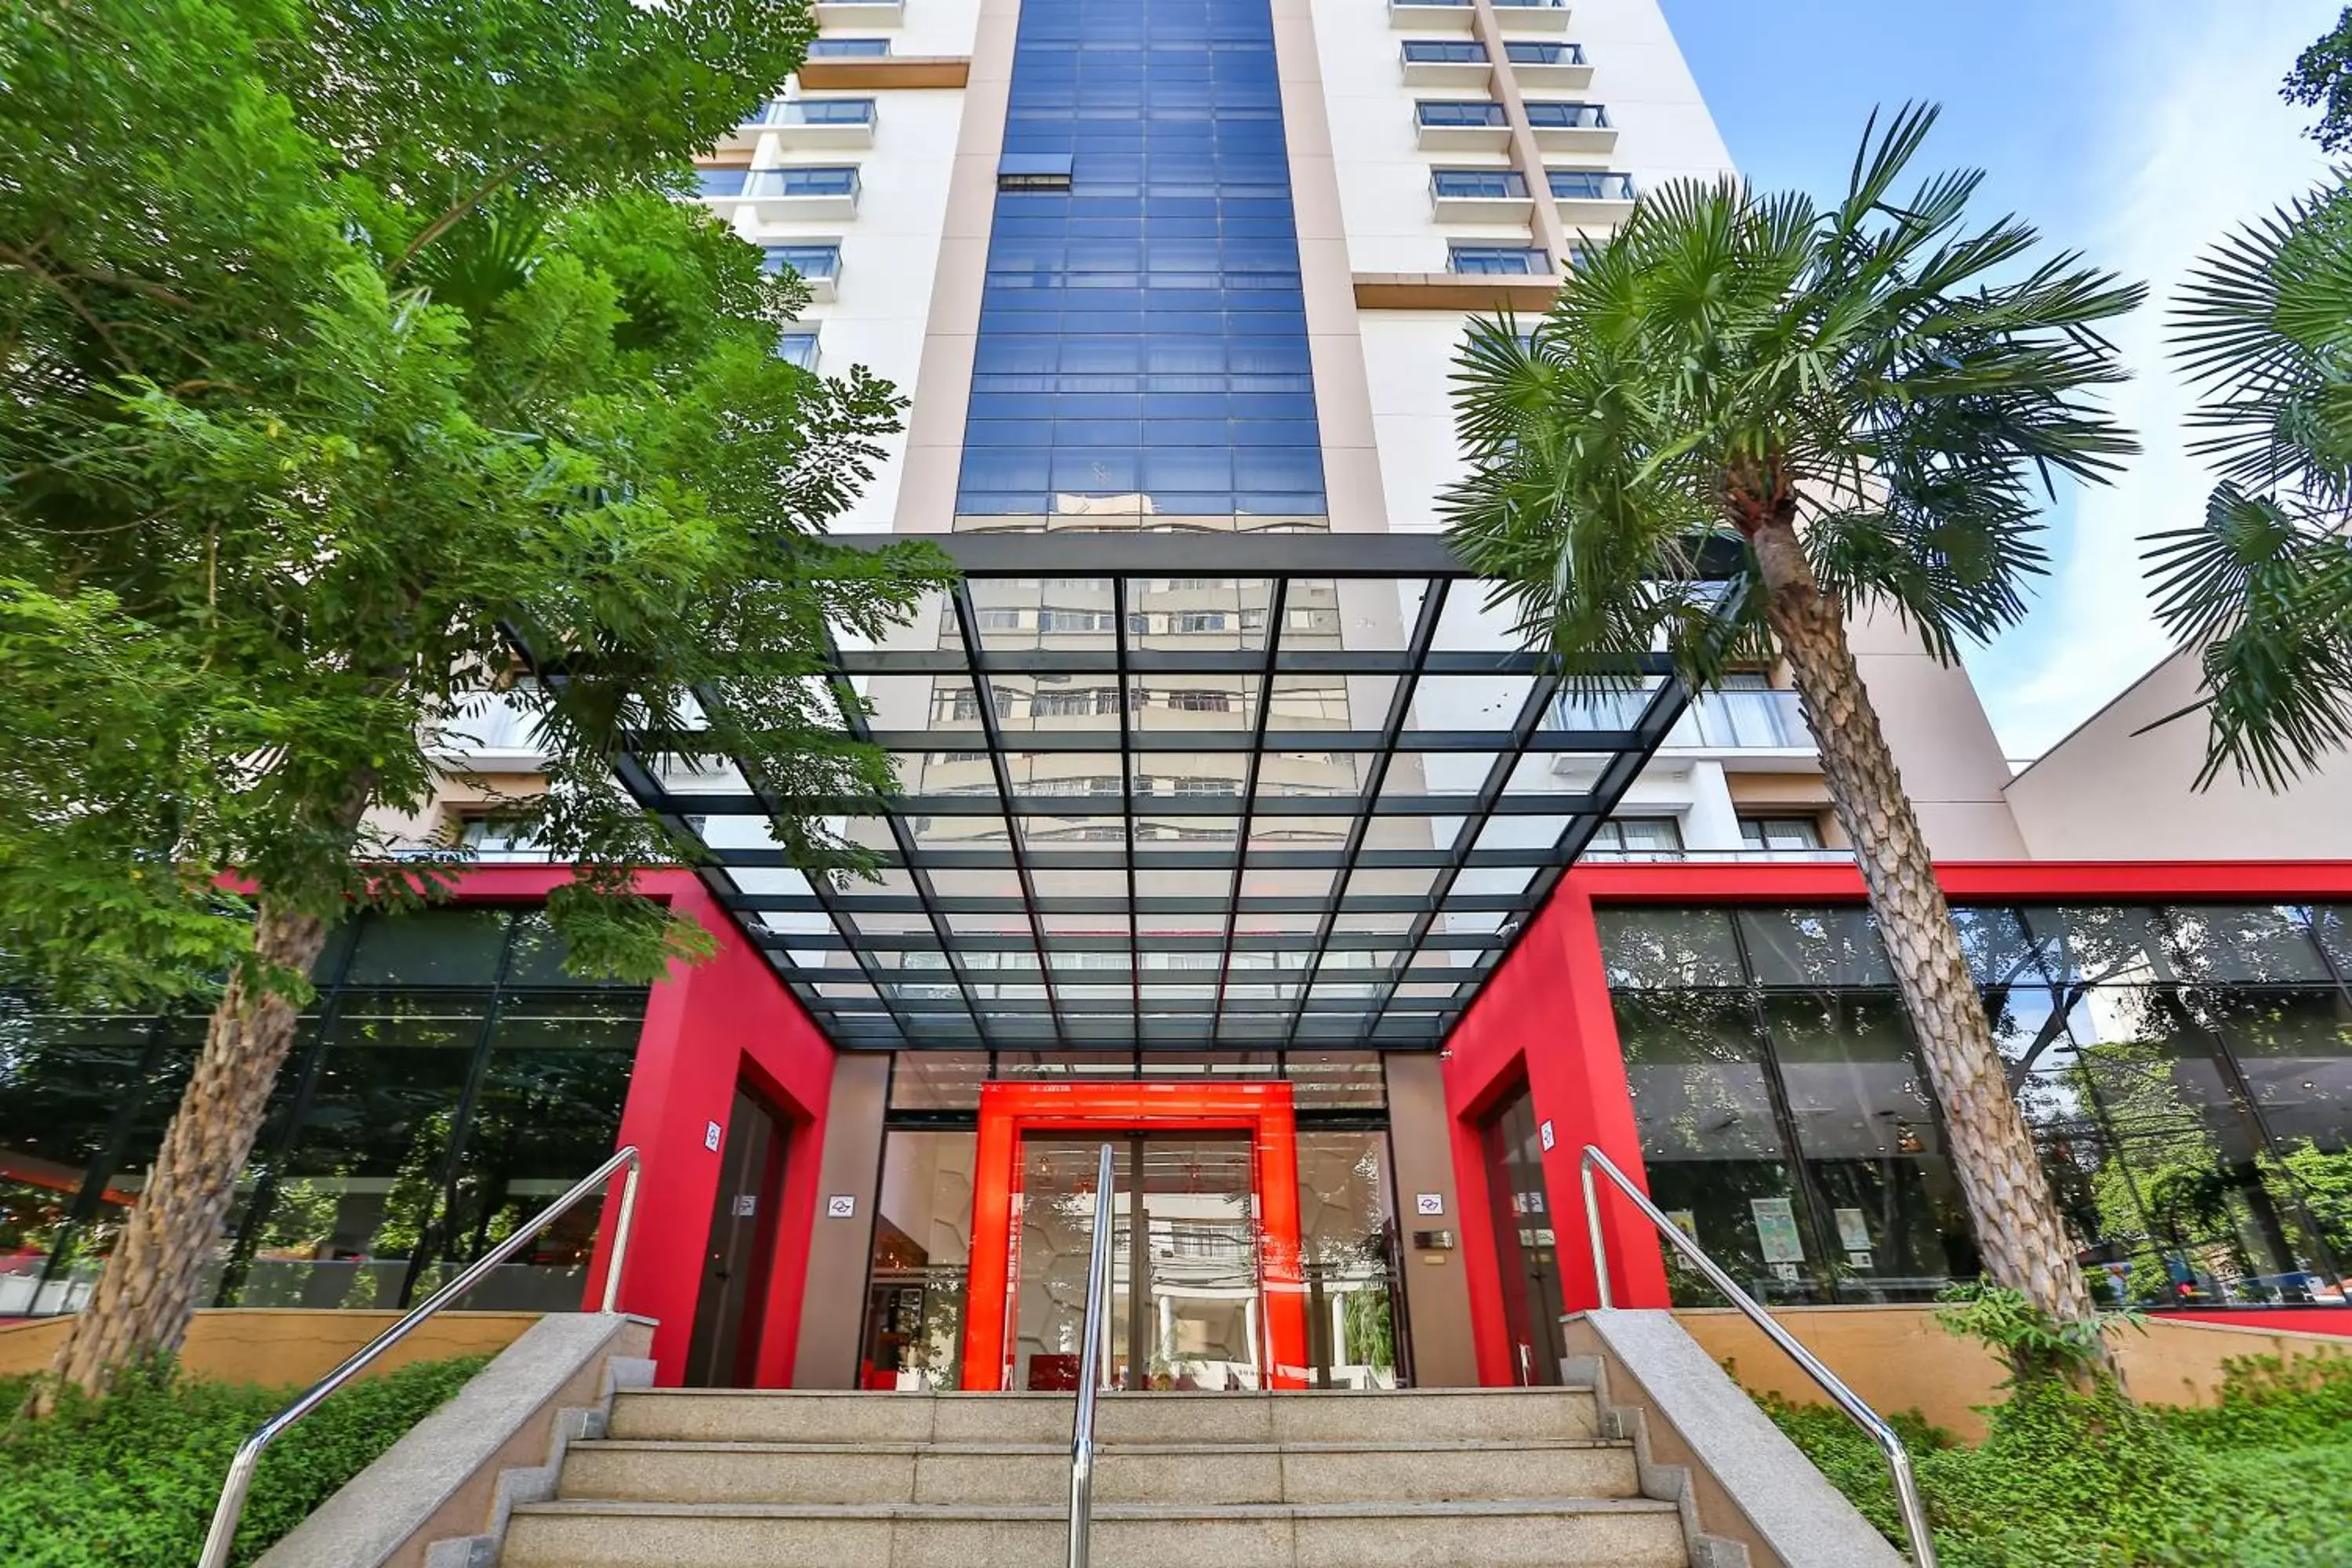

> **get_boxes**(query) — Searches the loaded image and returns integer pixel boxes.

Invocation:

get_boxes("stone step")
[558,1436,1642,1507]
[604,1386,1602,1446]
[501,1496,1690,1568]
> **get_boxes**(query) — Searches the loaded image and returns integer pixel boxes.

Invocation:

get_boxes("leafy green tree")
[0,0,949,1404]
[2285,6,2352,153]
[1443,106,2142,1330]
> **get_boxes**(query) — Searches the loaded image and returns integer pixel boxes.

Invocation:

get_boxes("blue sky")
[1657,0,2341,759]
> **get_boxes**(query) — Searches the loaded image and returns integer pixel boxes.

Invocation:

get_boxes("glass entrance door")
[1013,1134,1265,1392]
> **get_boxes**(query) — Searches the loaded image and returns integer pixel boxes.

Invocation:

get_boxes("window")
[751,166,860,198]
[695,167,750,198]
[1165,689,1236,713]
[1504,41,1583,64]
[1402,41,1486,64]
[1416,100,1508,129]
[1739,816,1825,852]
[1448,245,1549,276]
[1028,689,1096,717]
[456,815,544,861]
[776,331,820,369]
[1589,817,1683,859]
[1523,102,1610,129]
[997,153,1074,192]
[1548,170,1635,201]
[1174,611,1229,633]
[762,244,841,280]
[784,97,876,125]
[1036,608,1115,633]
[807,37,891,57]
[1432,169,1530,200]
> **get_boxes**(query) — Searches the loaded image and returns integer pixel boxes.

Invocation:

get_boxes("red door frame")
[960,1080,1309,1391]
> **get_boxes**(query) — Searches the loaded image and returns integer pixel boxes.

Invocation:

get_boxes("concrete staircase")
[497,1385,1700,1567]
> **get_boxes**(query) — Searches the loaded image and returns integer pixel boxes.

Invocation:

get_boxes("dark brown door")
[1480,1085,1567,1385]
[684,1085,787,1387]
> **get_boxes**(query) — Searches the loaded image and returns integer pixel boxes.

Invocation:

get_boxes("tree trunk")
[1746,512,2100,1331]
[31,897,334,1410]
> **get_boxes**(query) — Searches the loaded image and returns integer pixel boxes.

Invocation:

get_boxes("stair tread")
[514,1497,1681,1521]
[571,1437,1628,1456]
[618,1386,1597,1399]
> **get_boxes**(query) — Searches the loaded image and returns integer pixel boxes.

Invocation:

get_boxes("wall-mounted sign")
[1750,1196,1805,1265]
[731,1193,757,1218]
[703,1120,723,1152]
[1538,1119,1555,1152]
[826,1194,858,1219]
[1414,1192,1445,1216]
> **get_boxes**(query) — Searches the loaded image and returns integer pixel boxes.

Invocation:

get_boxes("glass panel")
[344,909,510,986]
[1297,1131,1402,1388]
[1737,907,1892,989]
[1595,908,1744,989]
[1763,993,1977,1301]
[2194,987,2350,1296]
[2164,906,2333,984]
[1614,993,1823,1305]
[430,993,642,1308]
[227,991,486,1309]
[1285,1050,1387,1109]
[861,1130,976,1390]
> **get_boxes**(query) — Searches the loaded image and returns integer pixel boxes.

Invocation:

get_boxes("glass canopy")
[615,532,1698,1052]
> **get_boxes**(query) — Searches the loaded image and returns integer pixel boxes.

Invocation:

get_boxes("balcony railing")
[1548,169,1635,201]
[1416,100,1508,129]
[1493,0,1567,8]
[1504,41,1584,64]
[1554,686,1813,748]
[807,37,892,57]
[1449,245,1550,276]
[763,243,843,280]
[743,97,877,128]
[1432,169,1530,200]
[1523,101,1610,129]
[749,166,860,198]
[1401,40,1487,64]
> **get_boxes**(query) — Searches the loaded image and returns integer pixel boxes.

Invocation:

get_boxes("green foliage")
[0,0,955,1009]
[1934,1280,2140,1385]
[0,1356,486,1568]
[2151,180,2352,790]
[2285,7,2352,153]
[1760,1353,2352,1566]
[1441,102,2140,687]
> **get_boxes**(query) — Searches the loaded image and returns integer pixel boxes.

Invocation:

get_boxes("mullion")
[950,580,1071,1048]
[1278,579,1450,1048]
[1116,575,1142,1030]
[1210,576,1288,1033]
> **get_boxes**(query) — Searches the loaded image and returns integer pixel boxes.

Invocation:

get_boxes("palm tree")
[1443,105,2142,1329]
[2149,180,2352,788]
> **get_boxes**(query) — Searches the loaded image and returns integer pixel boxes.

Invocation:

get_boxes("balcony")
[1503,39,1592,89]
[1430,167,1533,222]
[1414,99,1509,151]
[763,241,843,303]
[1448,243,1550,277]
[735,96,878,152]
[1524,100,1617,154]
[1549,168,1636,227]
[1388,0,1475,34]
[1490,0,1573,29]
[697,165,862,219]
[424,690,548,769]
[1399,38,1490,88]
[1554,686,1813,751]
[806,37,892,57]
[813,0,903,26]
[778,329,821,369]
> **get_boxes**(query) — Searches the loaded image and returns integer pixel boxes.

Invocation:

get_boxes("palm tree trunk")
[31,898,332,1410]
[1747,514,2100,1330]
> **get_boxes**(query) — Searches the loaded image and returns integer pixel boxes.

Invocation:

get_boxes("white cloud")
[1976,0,2336,759]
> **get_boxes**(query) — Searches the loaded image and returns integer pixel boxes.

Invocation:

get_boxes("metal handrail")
[195,1145,644,1568]
[1577,1145,1938,1568]
[1066,1143,1117,1568]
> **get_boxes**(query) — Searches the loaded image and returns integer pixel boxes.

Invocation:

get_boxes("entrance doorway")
[1479,1084,1568,1385]
[960,1080,1309,1389]
[1017,1134,1263,1391]
[683,1084,787,1387]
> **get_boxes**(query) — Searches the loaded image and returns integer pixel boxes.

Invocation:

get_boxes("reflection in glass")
[861,1131,975,1389]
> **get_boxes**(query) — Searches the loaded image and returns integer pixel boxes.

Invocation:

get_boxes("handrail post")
[1576,1144,1938,1568]
[1067,1142,1117,1568]
[194,1144,644,1568]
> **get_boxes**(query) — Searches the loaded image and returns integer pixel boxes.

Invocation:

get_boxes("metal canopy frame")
[606,532,1697,1053]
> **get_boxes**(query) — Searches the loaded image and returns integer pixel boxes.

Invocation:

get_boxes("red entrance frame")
[960,1080,1309,1391]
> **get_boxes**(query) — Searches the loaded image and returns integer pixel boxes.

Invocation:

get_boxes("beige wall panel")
[1385,1054,1479,1387]
[792,1053,890,1387]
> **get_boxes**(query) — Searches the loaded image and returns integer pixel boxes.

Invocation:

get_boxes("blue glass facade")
[955,0,1327,525]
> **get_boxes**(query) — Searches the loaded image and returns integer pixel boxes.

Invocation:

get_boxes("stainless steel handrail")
[1578,1145,1938,1568]
[1066,1142,1117,1568]
[194,1144,644,1568]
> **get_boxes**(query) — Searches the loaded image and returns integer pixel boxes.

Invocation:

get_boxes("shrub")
[0,1356,486,1568]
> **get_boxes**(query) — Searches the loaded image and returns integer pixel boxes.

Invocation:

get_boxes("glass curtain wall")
[955,0,1326,527]
[856,1050,1406,1390]
[1599,903,2352,1308]
[0,909,647,1318]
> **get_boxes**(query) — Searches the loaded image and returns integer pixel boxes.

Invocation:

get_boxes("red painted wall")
[1441,858,2352,1387]
[444,867,835,1387]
